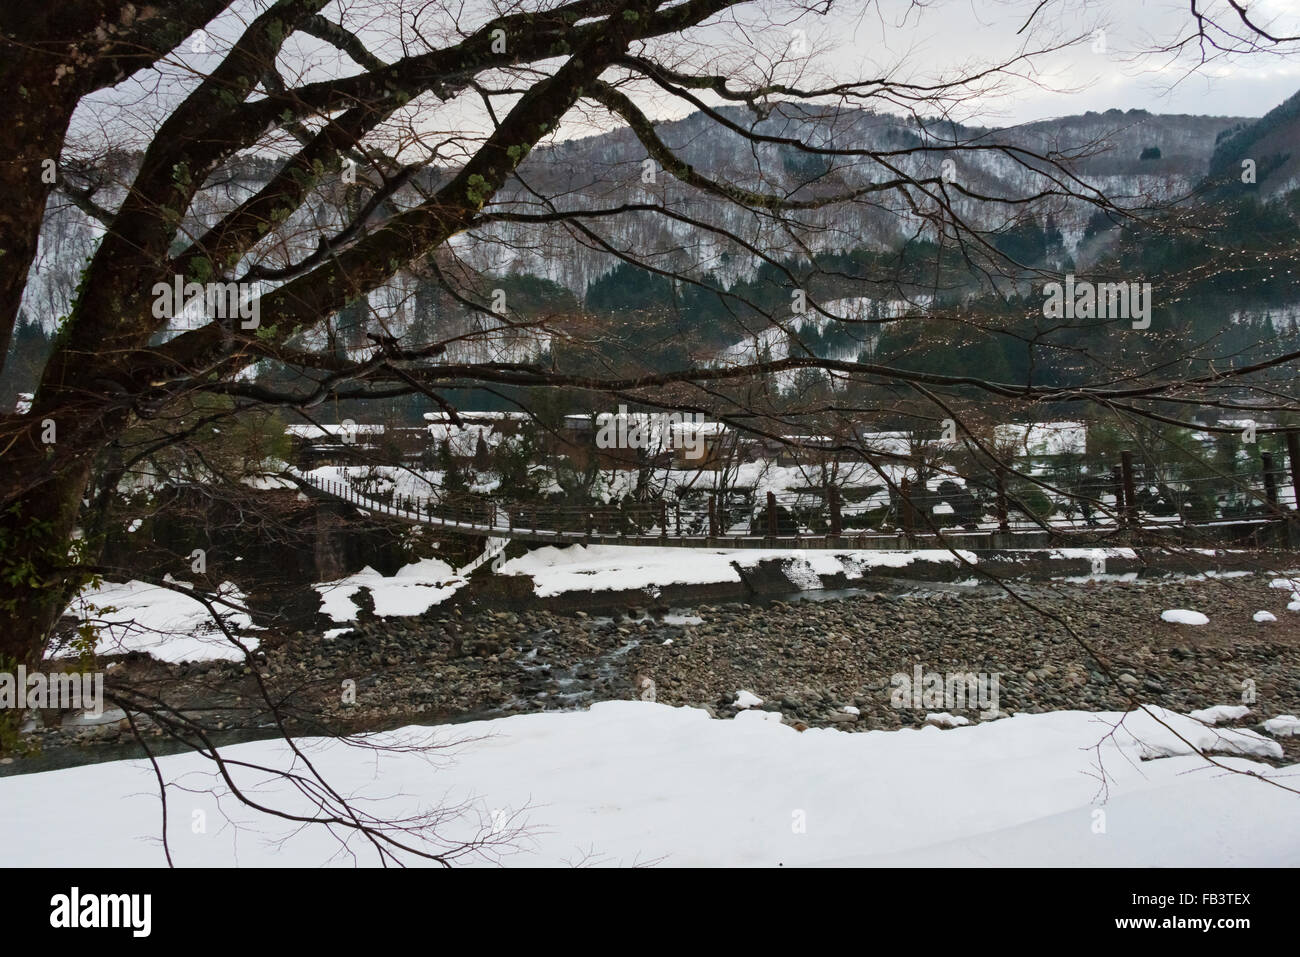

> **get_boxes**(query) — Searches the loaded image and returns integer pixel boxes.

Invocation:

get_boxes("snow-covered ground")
[1160,609,1209,626]
[498,544,981,597]
[0,702,1293,867]
[57,578,258,663]
[498,544,1147,597]
[314,558,466,621]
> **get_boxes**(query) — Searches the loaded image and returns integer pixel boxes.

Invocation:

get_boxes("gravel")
[15,572,1300,766]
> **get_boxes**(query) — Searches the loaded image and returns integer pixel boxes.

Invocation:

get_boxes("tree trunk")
[0,461,94,672]
[0,54,79,366]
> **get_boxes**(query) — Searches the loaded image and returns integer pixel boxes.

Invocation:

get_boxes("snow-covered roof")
[285,424,385,439]
[671,421,729,438]
[565,413,728,441]
[422,411,531,422]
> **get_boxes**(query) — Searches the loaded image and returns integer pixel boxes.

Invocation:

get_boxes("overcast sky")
[805,0,1300,123]
[72,0,1300,156]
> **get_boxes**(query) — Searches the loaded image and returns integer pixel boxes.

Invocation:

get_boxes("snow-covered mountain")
[15,101,1278,351]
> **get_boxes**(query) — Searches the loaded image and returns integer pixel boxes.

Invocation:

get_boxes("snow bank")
[924,712,971,728]
[499,545,743,595]
[499,544,974,597]
[58,578,258,663]
[0,703,1291,867]
[314,559,465,621]
[1264,715,1300,737]
[1188,705,1251,725]
[1161,609,1209,626]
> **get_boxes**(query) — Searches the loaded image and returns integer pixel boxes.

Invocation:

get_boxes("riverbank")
[10,568,1299,772]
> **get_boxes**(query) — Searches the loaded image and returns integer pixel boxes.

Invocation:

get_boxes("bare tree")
[4,0,1300,853]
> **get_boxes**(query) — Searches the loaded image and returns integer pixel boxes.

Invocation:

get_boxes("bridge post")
[708,495,717,538]
[1120,451,1138,528]
[659,500,667,541]
[675,502,682,537]
[995,467,1009,534]
[900,477,914,542]
[829,485,842,538]
[1287,431,1300,512]
[1110,465,1125,527]
[767,491,777,539]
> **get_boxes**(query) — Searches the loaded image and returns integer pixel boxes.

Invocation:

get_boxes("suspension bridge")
[297,464,1300,557]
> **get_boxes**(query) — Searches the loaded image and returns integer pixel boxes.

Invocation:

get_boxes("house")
[668,420,731,468]
[284,423,385,467]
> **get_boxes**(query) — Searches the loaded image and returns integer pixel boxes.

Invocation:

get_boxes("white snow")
[0,702,1291,867]
[1188,705,1251,725]
[241,474,297,490]
[499,545,736,595]
[924,712,971,728]
[285,423,384,439]
[1160,609,1209,626]
[734,690,764,709]
[314,559,466,621]
[58,578,258,663]
[993,421,1087,457]
[1263,715,1300,737]
[1253,611,1278,623]
[500,544,976,597]
[427,422,509,456]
